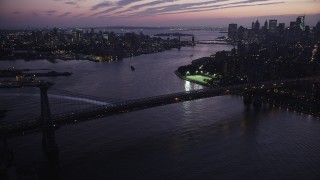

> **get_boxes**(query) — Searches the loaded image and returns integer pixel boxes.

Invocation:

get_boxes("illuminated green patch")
[186,75,212,84]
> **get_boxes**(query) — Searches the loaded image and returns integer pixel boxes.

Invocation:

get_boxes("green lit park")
[185,75,212,84]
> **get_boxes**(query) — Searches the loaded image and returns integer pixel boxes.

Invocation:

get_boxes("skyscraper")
[254,19,260,31]
[290,21,297,30]
[278,23,285,36]
[296,15,305,31]
[264,20,268,29]
[269,20,277,33]
[228,23,238,40]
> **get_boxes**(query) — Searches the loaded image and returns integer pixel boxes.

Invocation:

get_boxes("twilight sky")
[0,0,320,28]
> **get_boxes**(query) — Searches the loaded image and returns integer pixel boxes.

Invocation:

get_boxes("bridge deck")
[0,78,315,137]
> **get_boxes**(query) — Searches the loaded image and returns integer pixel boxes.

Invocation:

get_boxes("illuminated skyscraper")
[296,15,305,31]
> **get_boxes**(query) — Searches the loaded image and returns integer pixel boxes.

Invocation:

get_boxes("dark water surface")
[1,31,320,179]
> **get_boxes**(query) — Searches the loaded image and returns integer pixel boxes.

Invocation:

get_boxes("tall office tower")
[278,23,285,30]
[278,23,285,36]
[269,20,277,33]
[263,20,268,29]
[254,19,260,31]
[290,21,297,30]
[228,23,238,40]
[296,15,305,31]
[314,21,320,41]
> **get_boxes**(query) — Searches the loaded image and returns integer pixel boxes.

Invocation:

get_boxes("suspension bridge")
[0,76,319,170]
[0,77,317,138]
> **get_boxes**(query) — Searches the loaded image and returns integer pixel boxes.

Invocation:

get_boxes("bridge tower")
[39,81,60,179]
[243,93,253,106]
[39,81,59,161]
[243,92,262,109]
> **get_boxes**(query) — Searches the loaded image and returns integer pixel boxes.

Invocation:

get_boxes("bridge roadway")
[0,78,314,137]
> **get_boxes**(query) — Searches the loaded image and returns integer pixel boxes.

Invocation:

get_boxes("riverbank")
[0,69,72,78]
[175,68,320,118]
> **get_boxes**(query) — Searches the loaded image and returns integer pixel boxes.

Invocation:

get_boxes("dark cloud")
[91,0,140,14]
[12,11,21,15]
[47,10,57,14]
[65,1,77,5]
[92,6,119,16]
[127,0,227,16]
[73,13,86,18]
[117,0,140,6]
[115,0,178,14]
[59,12,71,17]
[47,10,57,16]
[126,0,284,17]
[32,12,39,17]
[91,1,113,10]
[90,0,285,19]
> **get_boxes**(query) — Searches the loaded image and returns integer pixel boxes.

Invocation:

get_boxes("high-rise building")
[278,23,285,29]
[269,20,277,33]
[296,15,305,31]
[263,20,268,29]
[228,23,238,40]
[278,23,285,36]
[290,21,297,31]
[254,19,260,31]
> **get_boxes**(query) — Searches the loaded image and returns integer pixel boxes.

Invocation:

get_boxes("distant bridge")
[196,40,229,45]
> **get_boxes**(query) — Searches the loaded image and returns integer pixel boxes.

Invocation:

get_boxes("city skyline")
[1,0,320,28]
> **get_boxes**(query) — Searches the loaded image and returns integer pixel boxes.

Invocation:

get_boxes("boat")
[130,65,135,71]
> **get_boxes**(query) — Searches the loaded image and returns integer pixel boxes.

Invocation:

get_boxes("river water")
[1,31,320,179]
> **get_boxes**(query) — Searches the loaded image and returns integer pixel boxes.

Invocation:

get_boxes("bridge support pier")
[243,94,253,106]
[40,83,59,158]
[0,138,15,180]
[40,82,60,179]
[243,93,262,109]
[253,95,262,109]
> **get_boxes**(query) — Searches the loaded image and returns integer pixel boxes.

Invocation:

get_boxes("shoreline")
[175,69,320,118]
[0,45,194,62]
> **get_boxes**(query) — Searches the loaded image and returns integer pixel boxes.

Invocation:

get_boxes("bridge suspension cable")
[50,87,126,103]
